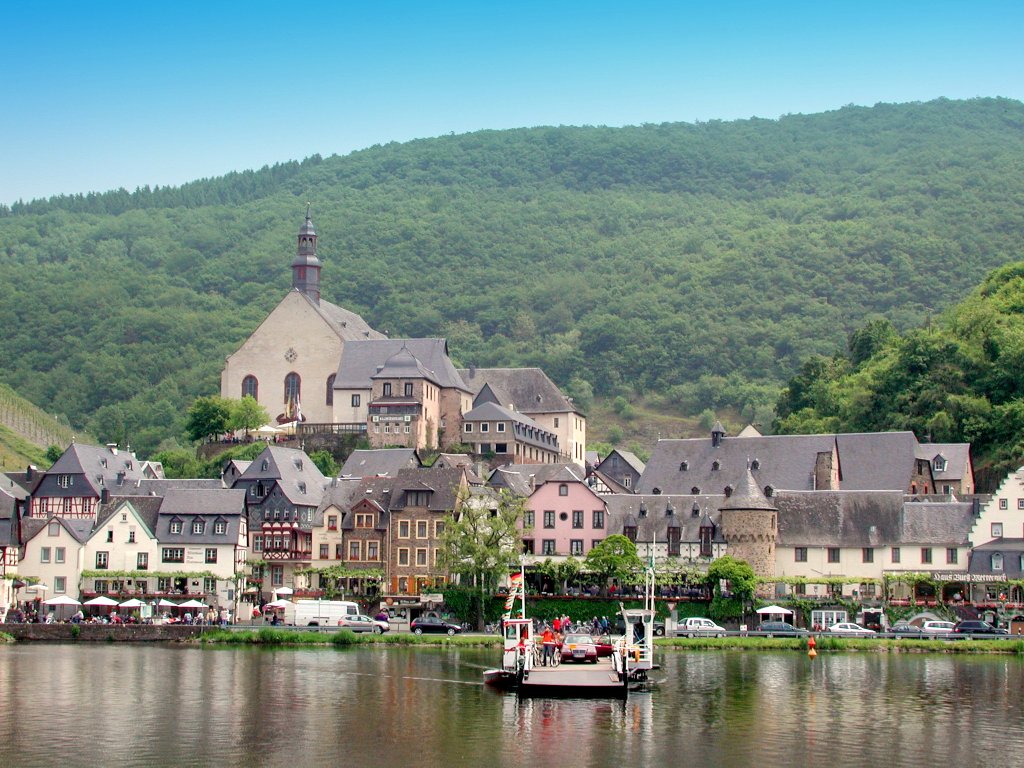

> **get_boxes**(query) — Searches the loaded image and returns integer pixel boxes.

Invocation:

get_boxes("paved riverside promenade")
[2,624,207,642]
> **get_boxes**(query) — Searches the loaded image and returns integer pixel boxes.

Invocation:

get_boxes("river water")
[0,644,1019,767]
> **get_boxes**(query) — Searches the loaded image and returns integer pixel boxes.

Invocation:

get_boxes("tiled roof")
[391,466,467,511]
[488,463,586,495]
[605,493,727,543]
[235,446,326,507]
[916,443,972,481]
[306,293,385,342]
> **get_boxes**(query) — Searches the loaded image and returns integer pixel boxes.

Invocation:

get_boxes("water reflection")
[0,645,1021,767]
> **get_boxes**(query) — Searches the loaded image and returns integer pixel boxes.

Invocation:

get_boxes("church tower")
[292,205,322,303]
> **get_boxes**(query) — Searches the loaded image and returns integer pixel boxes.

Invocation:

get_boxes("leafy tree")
[44,445,63,465]
[228,395,269,438]
[706,555,757,622]
[437,489,525,629]
[584,534,643,596]
[185,396,232,443]
[309,450,339,477]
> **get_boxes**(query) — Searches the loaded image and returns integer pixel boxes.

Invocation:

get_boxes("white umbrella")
[264,599,291,609]
[119,598,145,608]
[157,599,179,608]
[43,595,81,606]
[84,596,120,607]
[179,599,206,609]
[274,586,294,596]
[755,605,794,615]
[255,424,281,436]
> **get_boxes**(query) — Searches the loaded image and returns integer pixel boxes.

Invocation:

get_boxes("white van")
[676,617,728,637]
[292,600,360,627]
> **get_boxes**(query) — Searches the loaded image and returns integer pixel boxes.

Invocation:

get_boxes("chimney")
[107,443,118,455]
[469,365,476,379]
[117,471,126,486]
[25,465,35,481]
[100,488,110,504]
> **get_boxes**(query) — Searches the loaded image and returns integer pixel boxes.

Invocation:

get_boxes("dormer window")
[298,482,307,494]
[992,553,1004,571]
[192,520,204,534]
[170,519,183,534]
[679,461,688,471]
[933,456,947,472]
[712,460,720,471]
[691,486,700,495]
[751,458,760,470]
[214,520,227,535]
[261,460,269,471]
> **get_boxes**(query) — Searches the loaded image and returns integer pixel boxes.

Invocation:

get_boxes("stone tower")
[291,206,322,303]
[718,465,777,595]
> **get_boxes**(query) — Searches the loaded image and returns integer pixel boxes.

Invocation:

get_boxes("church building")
[220,211,385,425]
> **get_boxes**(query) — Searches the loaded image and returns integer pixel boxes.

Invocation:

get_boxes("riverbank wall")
[2,624,207,642]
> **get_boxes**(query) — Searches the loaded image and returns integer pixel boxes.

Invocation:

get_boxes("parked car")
[952,620,1008,636]
[921,620,956,635]
[827,622,876,635]
[677,617,727,637]
[560,633,599,663]
[754,621,809,637]
[337,614,389,634]
[410,616,462,635]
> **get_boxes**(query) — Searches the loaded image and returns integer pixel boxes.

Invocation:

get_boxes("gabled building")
[592,449,645,493]
[82,497,161,598]
[153,488,248,614]
[27,443,158,519]
[918,443,974,495]
[386,466,468,595]
[522,468,606,559]
[230,446,326,596]
[19,517,93,600]
[487,463,584,496]
[459,367,587,464]
[461,396,561,465]
[333,339,472,450]
[604,493,728,564]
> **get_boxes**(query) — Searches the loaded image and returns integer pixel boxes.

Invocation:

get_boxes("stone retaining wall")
[1,624,208,642]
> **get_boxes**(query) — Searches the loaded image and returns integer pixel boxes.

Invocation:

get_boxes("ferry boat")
[483,566,658,698]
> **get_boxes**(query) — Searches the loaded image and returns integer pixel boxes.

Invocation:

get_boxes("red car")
[560,633,599,663]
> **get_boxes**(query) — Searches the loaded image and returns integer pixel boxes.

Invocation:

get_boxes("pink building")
[523,469,607,559]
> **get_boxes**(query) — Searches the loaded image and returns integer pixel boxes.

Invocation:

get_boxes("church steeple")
[292,204,322,304]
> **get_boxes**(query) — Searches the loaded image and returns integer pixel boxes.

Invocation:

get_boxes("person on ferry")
[541,626,556,666]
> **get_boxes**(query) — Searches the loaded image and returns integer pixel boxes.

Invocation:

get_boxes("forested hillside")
[775,261,1024,488]
[1,98,1022,456]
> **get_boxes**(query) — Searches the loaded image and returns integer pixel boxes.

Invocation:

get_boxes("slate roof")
[0,488,17,547]
[638,430,924,495]
[775,491,975,547]
[833,432,920,490]
[371,347,441,385]
[336,338,469,391]
[155,488,247,544]
[458,367,578,414]
[604,493,727,543]
[110,478,224,496]
[340,478,394,531]
[303,292,385,342]
[391,467,467,511]
[234,446,326,507]
[488,463,586,496]
[45,443,152,495]
[2,471,34,499]
[317,477,366,513]
[916,443,972,481]
[720,467,777,512]
[341,449,421,478]
[969,539,1024,578]
[597,449,646,477]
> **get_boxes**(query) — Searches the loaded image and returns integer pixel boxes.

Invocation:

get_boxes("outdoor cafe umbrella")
[755,605,794,616]
[178,599,207,609]
[274,586,294,596]
[264,599,291,609]
[43,594,82,621]
[119,598,145,608]
[84,596,120,607]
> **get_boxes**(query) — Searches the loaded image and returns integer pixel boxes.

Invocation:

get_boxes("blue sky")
[2,1,1021,204]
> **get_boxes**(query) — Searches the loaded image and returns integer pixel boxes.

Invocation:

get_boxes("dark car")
[410,616,462,636]
[754,621,809,637]
[951,620,1008,636]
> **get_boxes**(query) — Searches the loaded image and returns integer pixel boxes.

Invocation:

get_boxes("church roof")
[335,338,469,391]
[458,367,578,414]
[305,293,385,342]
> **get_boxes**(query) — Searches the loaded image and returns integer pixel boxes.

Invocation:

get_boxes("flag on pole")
[502,572,523,619]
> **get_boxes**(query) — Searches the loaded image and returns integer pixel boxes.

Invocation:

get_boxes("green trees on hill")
[1,99,1023,456]
[775,262,1024,485]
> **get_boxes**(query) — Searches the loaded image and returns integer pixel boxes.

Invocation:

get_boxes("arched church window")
[242,375,258,400]
[284,372,301,403]
[326,374,336,406]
